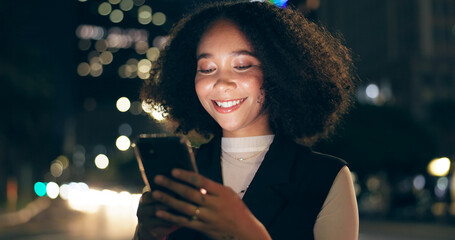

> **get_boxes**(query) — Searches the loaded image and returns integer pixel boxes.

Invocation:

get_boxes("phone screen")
[132,134,198,193]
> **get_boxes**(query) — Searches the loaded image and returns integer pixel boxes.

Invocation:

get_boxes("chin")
[218,124,239,132]
[217,122,242,132]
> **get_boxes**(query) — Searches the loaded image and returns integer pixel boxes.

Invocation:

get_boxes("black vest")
[168,136,346,240]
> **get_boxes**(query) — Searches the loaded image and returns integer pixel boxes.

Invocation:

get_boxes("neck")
[222,125,272,138]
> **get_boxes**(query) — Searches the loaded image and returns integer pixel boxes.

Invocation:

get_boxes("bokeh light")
[137,71,150,80]
[118,58,139,79]
[116,135,131,151]
[428,157,451,177]
[134,0,145,6]
[146,47,160,61]
[98,2,112,16]
[68,188,100,213]
[78,39,91,51]
[151,110,166,121]
[137,59,152,74]
[152,12,166,26]
[73,145,86,168]
[436,177,449,192]
[141,101,152,113]
[142,102,168,121]
[138,5,152,25]
[118,123,133,136]
[95,39,108,52]
[90,62,103,77]
[46,182,60,199]
[116,97,131,112]
[50,161,63,178]
[90,56,101,65]
[366,176,380,192]
[34,182,47,197]
[120,0,134,11]
[60,184,70,200]
[152,36,169,49]
[76,25,105,40]
[99,51,114,64]
[57,155,70,169]
[77,62,90,76]
[135,41,149,54]
[366,84,379,99]
[412,174,425,191]
[95,154,110,169]
[130,101,143,115]
[65,182,141,214]
[110,9,124,23]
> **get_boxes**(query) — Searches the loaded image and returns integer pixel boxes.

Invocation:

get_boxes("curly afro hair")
[141,1,356,146]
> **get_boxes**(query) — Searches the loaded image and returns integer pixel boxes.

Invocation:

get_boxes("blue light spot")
[34,182,47,197]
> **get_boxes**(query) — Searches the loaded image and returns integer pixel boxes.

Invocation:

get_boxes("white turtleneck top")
[220,135,359,240]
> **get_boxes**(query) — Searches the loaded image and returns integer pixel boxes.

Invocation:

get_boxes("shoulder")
[307,149,347,170]
[286,138,347,172]
[314,165,359,239]
[296,146,346,186]
[271,136,347,187]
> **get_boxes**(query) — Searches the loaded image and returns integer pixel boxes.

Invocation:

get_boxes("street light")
[427,157,451,177]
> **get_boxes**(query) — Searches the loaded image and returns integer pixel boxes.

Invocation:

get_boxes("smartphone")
[132,134,198,195]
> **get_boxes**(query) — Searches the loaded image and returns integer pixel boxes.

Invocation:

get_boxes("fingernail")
[152,191,162,199]
[155,210,164,217]
[154,175,163,184]
[172,169,180,177]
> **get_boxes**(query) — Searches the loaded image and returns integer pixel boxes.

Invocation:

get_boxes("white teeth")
[215,99,243,108]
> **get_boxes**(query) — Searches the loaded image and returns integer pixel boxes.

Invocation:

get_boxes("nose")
[213,69,236,92]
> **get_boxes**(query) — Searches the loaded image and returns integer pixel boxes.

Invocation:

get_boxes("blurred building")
[317,0,455,152]
[318,0,455,107]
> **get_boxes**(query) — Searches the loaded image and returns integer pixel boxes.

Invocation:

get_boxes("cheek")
[195,78,211,104]
[243,76,265,105]
[240,76,263,94]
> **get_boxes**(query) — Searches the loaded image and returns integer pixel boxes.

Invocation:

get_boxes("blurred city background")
[0,0,454,239]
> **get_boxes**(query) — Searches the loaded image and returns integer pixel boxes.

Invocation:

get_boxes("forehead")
[197,19,253,52]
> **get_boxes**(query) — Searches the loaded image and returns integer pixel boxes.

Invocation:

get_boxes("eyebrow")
[196,50,256,61]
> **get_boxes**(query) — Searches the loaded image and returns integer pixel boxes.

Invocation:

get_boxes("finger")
[137,203,175,227]
[170,169,219,195]
[139,217,175,228]
[155,209,206,231]
[152,190,202,218]
[154,175,214,205]
[137,202,168,219]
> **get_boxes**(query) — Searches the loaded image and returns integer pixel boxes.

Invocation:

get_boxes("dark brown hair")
[141,1,356,145]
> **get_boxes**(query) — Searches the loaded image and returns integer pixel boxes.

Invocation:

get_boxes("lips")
[212,97,247,113]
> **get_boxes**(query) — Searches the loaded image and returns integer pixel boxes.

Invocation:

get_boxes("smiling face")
[195,19,272,138]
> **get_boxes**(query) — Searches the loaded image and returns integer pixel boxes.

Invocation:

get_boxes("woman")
[135,2,358,239]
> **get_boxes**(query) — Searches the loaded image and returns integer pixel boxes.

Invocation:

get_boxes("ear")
[257,90,265,104]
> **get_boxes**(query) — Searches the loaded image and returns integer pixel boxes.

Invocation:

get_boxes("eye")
[197,60,217,74]
[234,65,253,71]
[198,68,216,74]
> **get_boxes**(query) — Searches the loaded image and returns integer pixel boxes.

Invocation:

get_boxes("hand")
[135,191,180,239]
[151,169,271,240]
